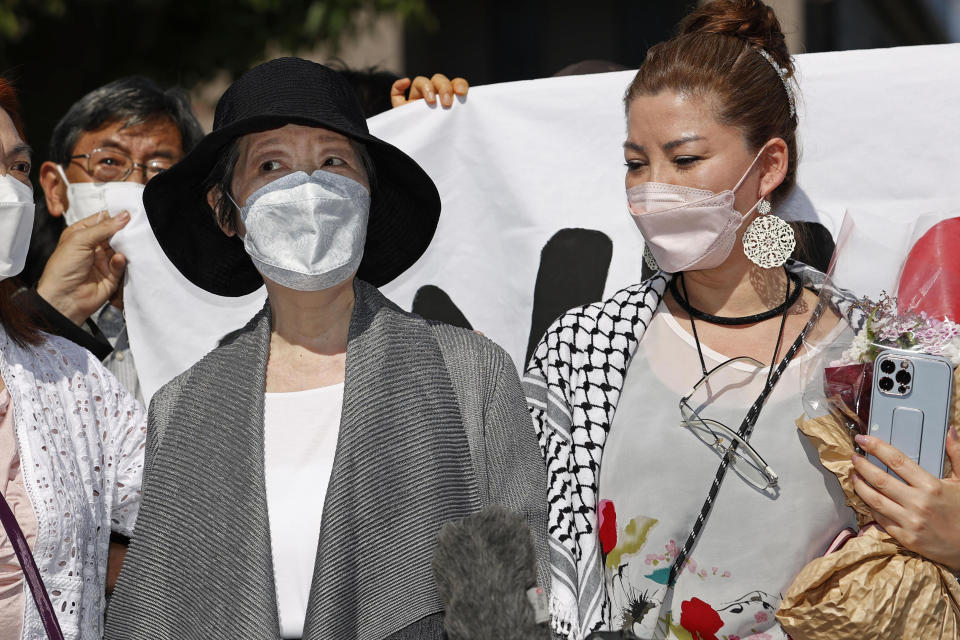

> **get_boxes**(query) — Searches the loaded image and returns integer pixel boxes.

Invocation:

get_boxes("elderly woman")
[525,2,960,639]
[104,57,549,640]
[0,78,145,640]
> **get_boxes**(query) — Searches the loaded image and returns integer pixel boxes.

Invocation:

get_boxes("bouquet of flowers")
[820,292,960,435]
[776,210,960,640]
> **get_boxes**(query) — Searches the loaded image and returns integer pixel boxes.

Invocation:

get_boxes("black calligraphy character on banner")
[411,228,614,362]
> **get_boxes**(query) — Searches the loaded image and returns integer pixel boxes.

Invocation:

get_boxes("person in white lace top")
[0,78,146,640]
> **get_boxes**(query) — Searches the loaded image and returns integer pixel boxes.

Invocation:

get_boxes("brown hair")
[625,0,797,205]
[0,77,41,347]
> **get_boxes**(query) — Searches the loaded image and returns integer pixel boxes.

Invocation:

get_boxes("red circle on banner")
[897,217,960,322]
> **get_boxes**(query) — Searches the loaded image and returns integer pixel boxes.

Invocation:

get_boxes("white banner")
[122,43,960,404]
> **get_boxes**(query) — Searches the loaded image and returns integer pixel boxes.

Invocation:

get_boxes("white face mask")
[233,170,371,292]
[0,174,36,280]
[56,164,146,239]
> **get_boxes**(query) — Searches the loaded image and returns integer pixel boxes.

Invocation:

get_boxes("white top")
[598,302,855,640]
[0,328,145,640]
[264,383,344,639]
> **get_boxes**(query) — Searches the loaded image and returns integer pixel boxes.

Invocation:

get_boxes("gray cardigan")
[104,280,550,640]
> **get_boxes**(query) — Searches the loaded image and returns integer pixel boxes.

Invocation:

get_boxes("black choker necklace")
[669,268,803,326]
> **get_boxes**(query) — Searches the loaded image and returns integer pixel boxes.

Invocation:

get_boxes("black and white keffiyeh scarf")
[523,270,670,639]
[523,262,858,639]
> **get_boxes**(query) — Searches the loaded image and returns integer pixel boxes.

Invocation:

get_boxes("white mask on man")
[56,164,145,230]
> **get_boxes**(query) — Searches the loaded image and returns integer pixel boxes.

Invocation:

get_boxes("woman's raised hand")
[852,428,960,571]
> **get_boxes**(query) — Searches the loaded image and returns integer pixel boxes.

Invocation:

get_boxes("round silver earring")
[643,244,660,272]
[742,199,796,268]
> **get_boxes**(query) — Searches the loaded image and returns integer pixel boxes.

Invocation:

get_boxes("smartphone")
[867,349,954,478]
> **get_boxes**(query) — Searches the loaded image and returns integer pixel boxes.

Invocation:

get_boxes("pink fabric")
[0,387,36,639]
[627,183,743,272]
[625,147,765,273]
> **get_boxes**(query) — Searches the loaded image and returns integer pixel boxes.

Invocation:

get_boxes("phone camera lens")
[898,385,908,394]
[880,359,896,374]
[879,376,894,391]
[895,370,912,385]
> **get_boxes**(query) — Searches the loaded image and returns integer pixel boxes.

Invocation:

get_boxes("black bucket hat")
[143,56,441,296]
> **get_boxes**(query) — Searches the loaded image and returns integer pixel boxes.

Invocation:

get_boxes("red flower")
[679,597,723,640]
[597,499,617,555]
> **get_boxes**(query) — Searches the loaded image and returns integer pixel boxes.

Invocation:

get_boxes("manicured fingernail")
[117,210,130,221]
[854,434,869,446]
[442,94,452,107]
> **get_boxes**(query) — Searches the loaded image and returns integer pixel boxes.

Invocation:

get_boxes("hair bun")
[680,0,792,74]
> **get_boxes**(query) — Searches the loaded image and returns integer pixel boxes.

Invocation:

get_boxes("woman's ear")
[206,186,237,237]
[758,138,789,199]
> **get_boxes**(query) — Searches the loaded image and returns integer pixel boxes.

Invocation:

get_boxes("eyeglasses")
[69,148,173,182]
[679,356,779,490]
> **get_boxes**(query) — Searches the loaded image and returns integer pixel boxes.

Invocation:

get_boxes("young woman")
[525,2,960,639]
[0,78,145,640]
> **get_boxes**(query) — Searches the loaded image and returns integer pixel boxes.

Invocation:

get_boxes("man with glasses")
[23,76,203,403]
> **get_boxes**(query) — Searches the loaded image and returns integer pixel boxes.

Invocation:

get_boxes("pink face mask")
[626,148,765,273]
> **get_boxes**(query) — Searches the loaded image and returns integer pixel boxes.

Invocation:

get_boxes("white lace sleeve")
[90,353,147,537]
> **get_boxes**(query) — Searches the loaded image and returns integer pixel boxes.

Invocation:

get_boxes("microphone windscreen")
[432,505,551,640]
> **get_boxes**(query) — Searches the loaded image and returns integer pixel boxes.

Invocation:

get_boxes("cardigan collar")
[302,279,481,639]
